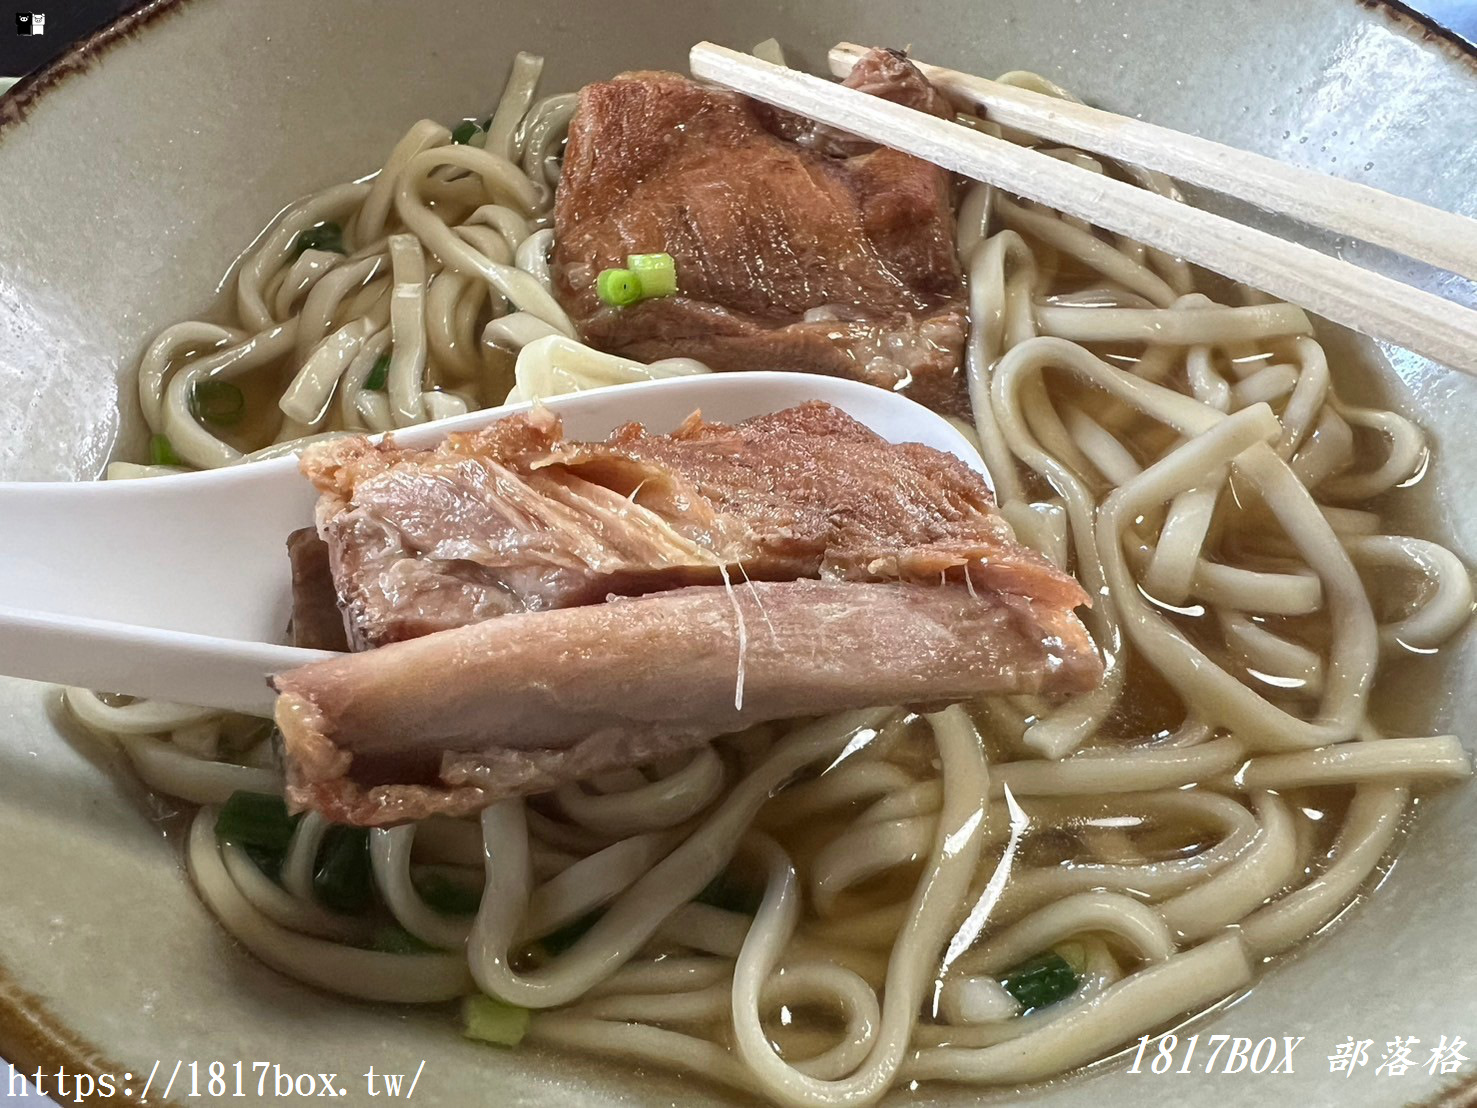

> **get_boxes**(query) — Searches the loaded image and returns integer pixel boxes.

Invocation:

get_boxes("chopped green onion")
[536,910,602,956]
[313,826,374,913]
[148,433,183,467]
[627,252,677,298]
[216,792,299,854]
[243,843,286,882]
[292,221,346,258]
[364,353,391,391]
[479,116,493,130]
[461,995,530,1048]
[695,870,762,915]
[190,379,245,427]
[999,949,1080,1014]
[596,267,642,307]
[596,252,679,307]
[450,119,482,145]
[372,925,440,955]
[413,868,483,916]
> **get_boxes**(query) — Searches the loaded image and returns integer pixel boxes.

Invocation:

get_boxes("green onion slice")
[291,221,346,258]
[364,352,391,391]
[312,825,374,914]
[190,379,245,427]
[450,119,481,145]
[216,791,299,854]
[148,433,183,467]
[462,995,530,1048]
[627,252,678,298]
[999,949,1081,1014]
[596,267,642,307]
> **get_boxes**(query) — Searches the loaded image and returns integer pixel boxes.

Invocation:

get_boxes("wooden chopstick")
[829,42,1477,285]
[688,43,1477,379]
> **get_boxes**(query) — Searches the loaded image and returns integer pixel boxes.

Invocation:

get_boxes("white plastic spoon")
[0,371,986,716]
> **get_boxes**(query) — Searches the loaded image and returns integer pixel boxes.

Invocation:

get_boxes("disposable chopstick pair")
[688,42,1477,380]
[829,41,1477,287]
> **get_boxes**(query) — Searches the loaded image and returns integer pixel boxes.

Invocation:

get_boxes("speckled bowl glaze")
[1,1,1475,1105]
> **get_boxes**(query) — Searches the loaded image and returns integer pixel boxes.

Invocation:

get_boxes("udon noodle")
[67,48,1473,1105]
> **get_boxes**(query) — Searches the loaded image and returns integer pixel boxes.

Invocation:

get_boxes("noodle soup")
[63,44,1473,1106]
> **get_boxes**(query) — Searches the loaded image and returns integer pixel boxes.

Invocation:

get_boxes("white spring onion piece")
[938,977,1022,1024]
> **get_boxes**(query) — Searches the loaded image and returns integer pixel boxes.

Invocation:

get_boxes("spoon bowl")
[0,370,985,715]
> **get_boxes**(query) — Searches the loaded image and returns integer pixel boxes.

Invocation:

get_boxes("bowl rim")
[0,0,193,132]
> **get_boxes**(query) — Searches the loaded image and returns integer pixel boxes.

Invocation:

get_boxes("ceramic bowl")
[0,1,1475,1104]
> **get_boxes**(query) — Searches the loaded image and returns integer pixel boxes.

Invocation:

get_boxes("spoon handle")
[0,605,325,716]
